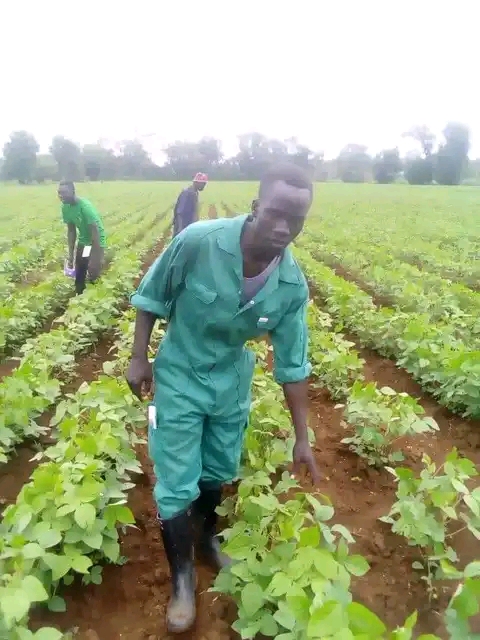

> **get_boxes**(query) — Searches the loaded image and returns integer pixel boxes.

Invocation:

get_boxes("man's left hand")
[292,439,320,484]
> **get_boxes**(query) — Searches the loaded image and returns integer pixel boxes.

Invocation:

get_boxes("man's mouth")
[268,238,288,248]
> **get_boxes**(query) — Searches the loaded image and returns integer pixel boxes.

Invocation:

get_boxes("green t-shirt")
[62,198,107,248]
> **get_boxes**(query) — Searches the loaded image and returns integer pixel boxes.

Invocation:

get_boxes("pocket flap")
[185,279,218,304]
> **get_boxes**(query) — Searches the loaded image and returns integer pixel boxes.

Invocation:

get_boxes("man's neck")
[241,221,282,275]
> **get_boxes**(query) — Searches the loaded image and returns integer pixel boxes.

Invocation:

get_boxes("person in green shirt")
[126,162,319,634]
[58,181,107,295]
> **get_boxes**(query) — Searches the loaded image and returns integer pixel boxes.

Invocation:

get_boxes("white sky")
[1,0,478,162]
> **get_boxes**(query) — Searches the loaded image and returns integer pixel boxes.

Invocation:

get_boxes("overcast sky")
[1,0,478,161]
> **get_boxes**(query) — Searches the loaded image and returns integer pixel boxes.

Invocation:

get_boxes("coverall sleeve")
[130,232,193,319]
[270,283,312,384]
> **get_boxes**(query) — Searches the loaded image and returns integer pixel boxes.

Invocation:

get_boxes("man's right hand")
[126,356,153,400]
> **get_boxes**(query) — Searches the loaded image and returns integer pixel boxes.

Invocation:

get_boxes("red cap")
[193,172,208,183]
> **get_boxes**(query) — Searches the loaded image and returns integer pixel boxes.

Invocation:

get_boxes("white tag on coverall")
[82,245,92,258]
[148,404,157,430]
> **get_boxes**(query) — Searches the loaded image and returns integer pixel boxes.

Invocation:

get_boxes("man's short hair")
[259,162,313,198]
[59,180,75,191]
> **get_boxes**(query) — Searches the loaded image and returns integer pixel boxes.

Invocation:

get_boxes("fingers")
[292,457,320,485]
[292,459,301,479]
[310,462,321,485]
[127,379,143,401]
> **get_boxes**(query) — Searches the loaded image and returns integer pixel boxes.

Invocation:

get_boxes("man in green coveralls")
[126,163,319,634]
[58,181,107,295]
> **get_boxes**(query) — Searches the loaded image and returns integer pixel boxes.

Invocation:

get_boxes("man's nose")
[273,219,290,235]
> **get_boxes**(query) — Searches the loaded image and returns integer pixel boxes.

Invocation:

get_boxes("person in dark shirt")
[172,173,208,236]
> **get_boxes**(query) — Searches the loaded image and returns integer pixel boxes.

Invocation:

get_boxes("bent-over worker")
[126,162,319,634]
[58,181,107,295]
[172,172,208,236]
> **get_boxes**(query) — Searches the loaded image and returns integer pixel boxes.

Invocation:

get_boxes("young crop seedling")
[307,302,365,401]
[338,381,439,467]
[380,449,480,598]
[212,472,373,640]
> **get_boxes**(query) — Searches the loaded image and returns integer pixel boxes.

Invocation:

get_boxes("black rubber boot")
[159,510,196,633]
[193,485,232,572]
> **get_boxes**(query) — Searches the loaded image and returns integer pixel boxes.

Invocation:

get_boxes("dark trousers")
[75,245,105,295]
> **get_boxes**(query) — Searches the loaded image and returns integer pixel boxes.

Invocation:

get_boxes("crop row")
[0,202,168,358]
[303,228,480,345]
[214,332,479,639]
[294,241,480,420]
[0,209,171,464]
[0,308,165,639]
[0,190,162,288]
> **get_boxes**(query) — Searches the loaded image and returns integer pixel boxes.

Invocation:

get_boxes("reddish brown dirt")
[222,203,234,218]
[31,450,236,640]
[303,282,480,636]
[0,339,115,512]
[0,357,19,382]
[316,254,394,309]
[0,232,169,512]
[306,378,480,638]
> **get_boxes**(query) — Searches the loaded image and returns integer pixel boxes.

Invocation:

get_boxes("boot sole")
[166,574,198,634]
[167,614,196,634]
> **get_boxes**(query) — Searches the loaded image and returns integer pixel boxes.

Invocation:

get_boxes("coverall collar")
[216,214,301,310]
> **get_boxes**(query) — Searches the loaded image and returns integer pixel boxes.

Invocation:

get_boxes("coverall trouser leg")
[148,366,252,521]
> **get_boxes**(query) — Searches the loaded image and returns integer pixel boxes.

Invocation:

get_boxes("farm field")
[0,181,479,640]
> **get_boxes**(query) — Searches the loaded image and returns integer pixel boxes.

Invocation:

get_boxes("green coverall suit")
[131,214,311,520]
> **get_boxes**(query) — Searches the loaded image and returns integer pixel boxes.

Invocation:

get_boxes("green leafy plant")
[213,472,372,640]
[380,449,480,596]
[338,381,439,466]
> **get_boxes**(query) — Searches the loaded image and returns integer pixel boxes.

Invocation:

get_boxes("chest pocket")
[249,302,286,335]
[185,279,218,305]
[183,278,237,341]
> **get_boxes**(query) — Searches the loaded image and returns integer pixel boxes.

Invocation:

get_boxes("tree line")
[0,123,477,185]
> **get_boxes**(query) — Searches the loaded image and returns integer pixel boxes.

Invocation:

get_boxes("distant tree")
[82,143,118,181]
[50,135,83,181]
[118,140,153,179]
[404,156,434,185]
[435,122,470,185]
[2,131,39,183]
[164,137,223,179]
[285,137,323,174]
[464,157,480,184]
[197,137,223,170]
[403,125,435,185]
[403,125,436,158]
[337,144,371,183]
[35,154,58,183]
[373,148,402,184]
[235,132,292,179]
[233,133,321,180]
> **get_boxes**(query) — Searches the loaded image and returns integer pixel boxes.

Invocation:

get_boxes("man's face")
[194,180,206,192]
[252,180,311,255]
[58,184,74,204]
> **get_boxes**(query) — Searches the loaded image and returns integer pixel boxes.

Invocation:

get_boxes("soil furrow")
[0,230,170,512]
